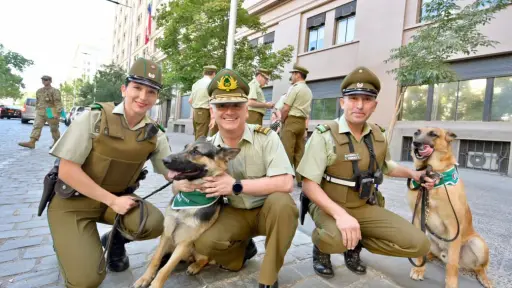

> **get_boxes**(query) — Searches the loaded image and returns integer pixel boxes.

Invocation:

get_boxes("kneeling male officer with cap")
[296,67,436,278]
[44,58,177,288]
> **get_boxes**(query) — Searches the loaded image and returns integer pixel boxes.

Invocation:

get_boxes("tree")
[60,77,87,111]
[384,0,511,142]
[156,0,294,93]
[0,44,34,100]
[74,63,125,106]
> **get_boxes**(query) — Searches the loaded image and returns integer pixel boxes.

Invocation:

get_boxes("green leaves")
[386,0,510,87]
[0,43,34,100]
[155,0,293,93]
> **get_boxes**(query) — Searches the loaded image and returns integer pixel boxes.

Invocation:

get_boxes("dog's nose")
[412,141,423,148]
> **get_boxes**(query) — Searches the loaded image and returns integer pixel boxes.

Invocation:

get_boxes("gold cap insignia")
[356,83,363,88]
[148,72,155,79]
[217,75,238,92]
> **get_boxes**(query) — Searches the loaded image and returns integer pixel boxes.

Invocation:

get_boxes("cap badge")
[217,75,238,92]
[151,65,156,69]
[148,72,155,79]
[359,69,363,73]
[356,83,364,88]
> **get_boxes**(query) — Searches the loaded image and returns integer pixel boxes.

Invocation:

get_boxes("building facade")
[113,0,512,176]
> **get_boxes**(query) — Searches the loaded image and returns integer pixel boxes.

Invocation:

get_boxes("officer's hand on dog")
[334,212,361,250]
[174,180,202,192]
[110,196,137,215]
[412,171,438,190]
[200,173,236,197]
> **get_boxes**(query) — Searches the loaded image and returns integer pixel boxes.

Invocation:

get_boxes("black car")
[0,105,22,119]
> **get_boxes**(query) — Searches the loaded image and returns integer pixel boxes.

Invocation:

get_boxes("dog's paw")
[410,267,425,281]
[426,251,436,261]
[477,275,492,288]
[186,262,203,275]
[132,274,154,288]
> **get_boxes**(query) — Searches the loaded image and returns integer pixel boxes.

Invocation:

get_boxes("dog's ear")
[197,136,208,142]
[445,130,457,142]
[216,147,241,161]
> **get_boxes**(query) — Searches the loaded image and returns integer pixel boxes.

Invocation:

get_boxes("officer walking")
[45,58,177,288]
[280,63,312,187]
[247,68,274,125]
[296,67,436,278]
[18,75,63,149]
[174,68,298,288]
[189,65,217,139]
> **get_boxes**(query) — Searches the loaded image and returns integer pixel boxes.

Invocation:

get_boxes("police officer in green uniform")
[189,65,217,139]
[173,68,298,288]
[280,63,312,187]
[46,58,178,288]
[296,67,436,278]
[247,68,274,125]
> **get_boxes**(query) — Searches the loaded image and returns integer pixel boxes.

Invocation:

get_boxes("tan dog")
[133,136,240,288]
[407,128,491,288]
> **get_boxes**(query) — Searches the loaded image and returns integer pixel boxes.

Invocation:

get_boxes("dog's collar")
[171,191,220,210]
[411,165,459,189]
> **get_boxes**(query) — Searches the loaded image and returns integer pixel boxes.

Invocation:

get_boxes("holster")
[38,159,60,216]
[367,187,385,208]
[299,191,310,225]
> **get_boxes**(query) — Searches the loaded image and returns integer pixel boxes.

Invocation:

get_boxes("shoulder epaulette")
[90,103,103,110]
[254,125,271,135]
[374,123,386,133]
[315,124,330,133]
[157,123,166,133]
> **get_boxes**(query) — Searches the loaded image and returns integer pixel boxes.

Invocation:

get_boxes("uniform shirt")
[296,115,397,185]
[247,78,266,115]
[283,81,312,118]
[208,124,295,209]
[49,102,172,175]
[36,86,62,111]
[190,76,211,109]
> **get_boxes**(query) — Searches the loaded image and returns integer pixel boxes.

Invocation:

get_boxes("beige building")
[114,0,512,176]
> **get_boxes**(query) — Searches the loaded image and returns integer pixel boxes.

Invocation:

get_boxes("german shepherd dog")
[407,128,492,288]
[133,136,240,288]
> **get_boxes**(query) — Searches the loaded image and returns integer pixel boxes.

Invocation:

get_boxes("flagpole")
[126,0,134,73]
[225,0,238,69]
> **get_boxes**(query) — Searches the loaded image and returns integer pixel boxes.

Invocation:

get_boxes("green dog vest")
[411,166,459,189]
[171,191,220,210]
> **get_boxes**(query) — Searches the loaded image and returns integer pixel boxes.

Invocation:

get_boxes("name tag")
[344,153,360,161]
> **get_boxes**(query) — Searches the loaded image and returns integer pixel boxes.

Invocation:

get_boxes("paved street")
[1,118,511,287]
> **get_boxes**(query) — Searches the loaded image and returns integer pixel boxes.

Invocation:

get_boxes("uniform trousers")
[281,115,306,182]
[247,111,264,126]
[194,192,299,285]
[31,110,60,141]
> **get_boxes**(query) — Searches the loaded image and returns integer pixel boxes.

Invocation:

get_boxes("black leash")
[98,180,173,273]
[406,165,460,268]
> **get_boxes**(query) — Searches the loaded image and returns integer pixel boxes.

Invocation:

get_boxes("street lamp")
[105,0,133,73]
[225,0,238,69]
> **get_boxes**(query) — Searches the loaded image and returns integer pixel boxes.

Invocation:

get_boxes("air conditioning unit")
[466,152,499,171]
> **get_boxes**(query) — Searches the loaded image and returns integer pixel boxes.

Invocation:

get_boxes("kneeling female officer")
[47,58,175,288]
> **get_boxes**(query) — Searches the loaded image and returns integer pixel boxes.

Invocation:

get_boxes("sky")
[0,0,116,93]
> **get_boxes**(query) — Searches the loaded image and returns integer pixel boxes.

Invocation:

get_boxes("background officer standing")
[18,75,63,149]
[46,58,176,288]
[280,63,312,187]
[174,68,298,288]
[247,68,274,125]
[296,67,435,279]
[189,65,217,139]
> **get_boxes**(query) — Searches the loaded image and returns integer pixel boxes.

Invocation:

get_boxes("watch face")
[233,182,243,194]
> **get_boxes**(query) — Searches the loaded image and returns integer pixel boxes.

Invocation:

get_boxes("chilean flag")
[145,3,152,45]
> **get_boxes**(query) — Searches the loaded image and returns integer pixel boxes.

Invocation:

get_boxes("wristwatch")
[232,179,243,195]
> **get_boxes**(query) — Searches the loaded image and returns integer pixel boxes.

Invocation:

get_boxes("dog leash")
[406,165,460,268]
[98,180,173,273]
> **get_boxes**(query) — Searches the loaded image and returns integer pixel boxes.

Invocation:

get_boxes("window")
[401,85,428,120]
[249,38,258,47]
[335,1,357,44]
[310,98,338,120]
[431,79,486,121]
[306,13,326,52]
[136,35,140,47]
[491,76,512,121]
[419,0,438,23]
[263,32,275,52]
[180,95,191,119]
[137,14,142,26]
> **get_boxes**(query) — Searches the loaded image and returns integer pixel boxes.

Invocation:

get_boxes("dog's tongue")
[419,144,433,157]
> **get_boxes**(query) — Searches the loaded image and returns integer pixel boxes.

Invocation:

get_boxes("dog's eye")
[191,148,201,156]
[428,131,438,137]
[414,130,420,136]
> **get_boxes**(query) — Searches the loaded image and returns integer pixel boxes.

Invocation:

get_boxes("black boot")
[101,229,131,272]
[259,280,279,288]
[313,245,333,278]
[343,242,366,275]
[220,238,257,271]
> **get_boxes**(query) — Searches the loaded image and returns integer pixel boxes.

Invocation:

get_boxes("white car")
[65,106,86,126]
[21,98,37,124]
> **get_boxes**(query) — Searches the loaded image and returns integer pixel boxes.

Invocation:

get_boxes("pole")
[225,0,238,69]
[126,0,134,73]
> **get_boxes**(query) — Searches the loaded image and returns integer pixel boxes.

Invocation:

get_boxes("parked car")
[21,98,37,124]
[0,105,22,119]
[65,106,86,126]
